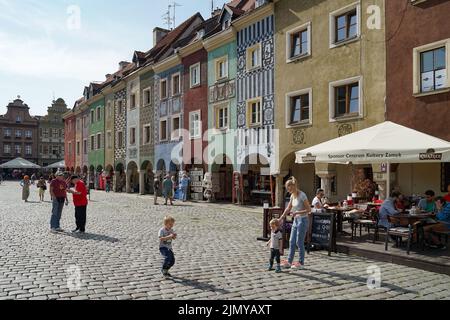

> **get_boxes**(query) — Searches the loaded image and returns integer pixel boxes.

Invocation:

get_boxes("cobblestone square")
[0,182,449,300]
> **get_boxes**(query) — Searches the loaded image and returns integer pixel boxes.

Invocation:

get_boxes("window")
[15,144,21,155]
[68,142,72,156]
[53,129,58,138]
[25,145,32,156]
[247,99,262,127]
[4,128,11,138]
[143,88,153,106]
[43,128,49,138]
[223,19,231,30]
[215,57,228,81]
[97,133,102,150]
[43,145,49,155]
[117,100,124,115]
[117,131,124,148]
[130,127,136,145]
[143,125,151,145]
[329,76,362,121]
[60,129,64,138]
[246,44,262,71]
[215,104,229,130]
[189,111,201,139]
[82,117,86,128]
[287,23,311,62]
[420,47,447,92]
[15,130,22,138]
[330,3,360,48]
[4,144,11,154]
[16,116,22,123]
[286,89,312,127]
[90,110,95,123]
[96,107,101,121]
[160,119,168,141]
[190,63,201,88]
[52,146,59,156]
[160,79,168,99]
[172,73,181,96]
[83,139,87,155]
[25,130,32,139]
[171,116,181,140]
[76,141,80,156]
[91,136,95,151]
[107,131,112,149]
[130,94,136,109]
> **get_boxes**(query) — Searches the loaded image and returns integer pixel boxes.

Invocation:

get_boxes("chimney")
[212,8,221,18]
[118,61,129,70]
[153,27,170,46]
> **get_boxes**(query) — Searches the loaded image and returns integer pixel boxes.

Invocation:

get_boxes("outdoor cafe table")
[389,213,434,226]
[325,206,356,234]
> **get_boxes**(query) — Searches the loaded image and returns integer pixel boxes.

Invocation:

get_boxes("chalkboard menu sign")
[308,212,336,256]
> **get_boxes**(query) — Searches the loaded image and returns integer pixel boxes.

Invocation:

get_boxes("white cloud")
[0,31,126,83]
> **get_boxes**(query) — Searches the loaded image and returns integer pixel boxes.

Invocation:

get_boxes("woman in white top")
[279,177,311,269]
[312,188,328,211]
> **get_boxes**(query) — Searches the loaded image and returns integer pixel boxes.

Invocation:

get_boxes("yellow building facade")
[274,0,386,204]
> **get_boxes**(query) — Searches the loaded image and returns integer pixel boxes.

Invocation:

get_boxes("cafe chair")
[385,216,425,255]
[430,229,450,245]
[351,208,379,243]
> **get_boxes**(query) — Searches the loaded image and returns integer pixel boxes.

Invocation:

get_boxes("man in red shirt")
[70,175,89,234]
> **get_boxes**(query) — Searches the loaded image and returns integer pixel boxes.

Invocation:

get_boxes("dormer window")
[16,116,22,123]
[197,29,205,39]
[223,19,231,30]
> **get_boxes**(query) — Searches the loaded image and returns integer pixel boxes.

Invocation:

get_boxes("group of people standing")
[18,171,89,234]
[153,173,191,206]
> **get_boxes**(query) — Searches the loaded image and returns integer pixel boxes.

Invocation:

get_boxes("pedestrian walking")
[163,175,174,206]
[267,219,283,273]
[153,175,161,205]
[69,175,88,234]
[279,177,311,269]
[37,177,47,202]
[105,174,112,193]
[20,176,31,202]
[171,176,177,200]
[49,171,69,233]
[180,173,190,202]
[159,216,177,277]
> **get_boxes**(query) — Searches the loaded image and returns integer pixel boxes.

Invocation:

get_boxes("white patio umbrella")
[296,121,450,197]
[0,157,41,169]
[44,160,65,170]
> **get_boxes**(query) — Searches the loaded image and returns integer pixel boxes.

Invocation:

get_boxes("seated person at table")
[444,183,450,203]
[418,190,437,213]
[378,191,401,229]
[423,197,450,249]
[312,189,329,211]
[395,194,406,211]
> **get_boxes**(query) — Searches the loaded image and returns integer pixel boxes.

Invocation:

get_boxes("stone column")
[139,170,145,195]
[126,171,131,193]
[315,163,336,201]
[372,164,388,200]
[275,174,287,208]
[114,171,120,192]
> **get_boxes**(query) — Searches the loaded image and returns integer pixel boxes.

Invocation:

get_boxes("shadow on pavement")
[170,276,230,294]
[60,231,120,243]
[301,267,419,295]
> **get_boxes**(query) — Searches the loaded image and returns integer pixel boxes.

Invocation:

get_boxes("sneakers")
[50,228,58,234]
[291,262,304,270]
[161,269,172,278]
[55,228,64,233]
[267,265,274,271]
[281,260,291,269]
[275,266,282,273]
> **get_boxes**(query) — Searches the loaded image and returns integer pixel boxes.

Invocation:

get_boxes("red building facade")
[386,0,450,141]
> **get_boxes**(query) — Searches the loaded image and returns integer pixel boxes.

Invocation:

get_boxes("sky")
[0,0,228,116]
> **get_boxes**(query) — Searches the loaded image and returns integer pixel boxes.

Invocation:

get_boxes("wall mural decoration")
[292,129,306,145]
[209,80,236,103]
[338,124,353,137]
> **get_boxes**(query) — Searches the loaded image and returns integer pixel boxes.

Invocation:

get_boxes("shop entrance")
[211,155,233,202]
[241,154,274,206]
[141,161,154,195]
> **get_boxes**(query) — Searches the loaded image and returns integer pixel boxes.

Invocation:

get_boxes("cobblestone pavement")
[0,182,449,300]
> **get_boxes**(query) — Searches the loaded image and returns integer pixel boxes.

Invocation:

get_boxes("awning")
[44,160,65,169]
[296,122,450,165]
[0,158,41,169]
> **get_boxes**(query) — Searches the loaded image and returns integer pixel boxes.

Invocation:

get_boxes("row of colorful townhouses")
[63,0,450,207]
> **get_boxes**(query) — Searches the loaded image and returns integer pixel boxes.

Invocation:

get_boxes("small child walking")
[159,216,177,277]
[267,219,283,273]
